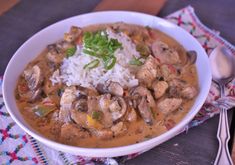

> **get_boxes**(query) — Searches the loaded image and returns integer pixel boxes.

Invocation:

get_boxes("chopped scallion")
[83,59,100,69]
[82,31,122,70]
[129,57,144,66]
[66,46,77,58]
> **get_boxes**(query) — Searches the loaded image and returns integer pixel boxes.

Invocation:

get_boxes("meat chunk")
[98,94,113,128]
[59,86,77,122]
[126,107,137,122]
[64,26,82,43]
[60,123,90,144]
[181,86,198,99]
[18,65,44,102]
[157,98,182,115]
[23,65,43,90]
[168,79,197,99]
[111,122,127,136]
[136,56,160,87]
[160,64,177,81]
[151,41,180,65]
[152,81,169,99]
[92,129,113,140]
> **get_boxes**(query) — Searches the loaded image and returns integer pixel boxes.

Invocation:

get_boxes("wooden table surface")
[0,0,234,164]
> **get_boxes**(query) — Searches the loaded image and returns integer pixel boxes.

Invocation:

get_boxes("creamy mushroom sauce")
[15,23,199,148]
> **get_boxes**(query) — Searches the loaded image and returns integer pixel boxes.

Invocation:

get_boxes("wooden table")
[0,0,234,164]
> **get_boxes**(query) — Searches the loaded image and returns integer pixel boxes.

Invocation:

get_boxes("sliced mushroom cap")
[70,109,87,127]
[77,86,99,97]
[186,51,197,65]
[107,82,124,96]
[138,96,154,125]
[96,81,124,96]
[46,44,64,64]
[151,41,181,65]
[109,96,127,122]
[131,86,156,108]
[73,99,88,112]
[23,65,43,91]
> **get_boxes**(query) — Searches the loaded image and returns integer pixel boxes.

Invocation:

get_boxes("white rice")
[50,30,139,88]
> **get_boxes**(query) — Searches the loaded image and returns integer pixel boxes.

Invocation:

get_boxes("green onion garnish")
[91,111,102,120]
[83,59,100,69]
[66,46,77,58]
[33,106,55,117]
[83,31,122,70]
[129,57,144,66]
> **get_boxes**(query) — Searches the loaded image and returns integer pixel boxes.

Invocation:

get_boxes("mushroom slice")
[138,96,154,125]
[46,44,64,64]
[151,41,180,65]
[131,86,156,108]
[70,109,87,127]
[77,86,99,97]
[152,80,169,99]
[107,82,124,96]
[97,81,124,96]
[157,98,182,115]
[23,65,43,90]
[109,97,127,122]
[73,99,88,112]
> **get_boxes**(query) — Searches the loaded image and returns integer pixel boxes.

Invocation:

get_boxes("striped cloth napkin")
[0,6,235,165]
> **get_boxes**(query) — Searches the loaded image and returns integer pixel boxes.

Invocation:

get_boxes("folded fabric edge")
[166,5,235,54]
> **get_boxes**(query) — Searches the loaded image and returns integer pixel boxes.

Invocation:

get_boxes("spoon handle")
[214,85,233,165]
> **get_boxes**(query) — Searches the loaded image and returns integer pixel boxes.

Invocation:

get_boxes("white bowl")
[2,11,212,157]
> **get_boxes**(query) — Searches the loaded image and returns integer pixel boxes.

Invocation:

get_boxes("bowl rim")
[2,10,212,157]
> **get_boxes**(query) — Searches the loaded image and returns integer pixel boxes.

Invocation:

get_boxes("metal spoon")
[209,46,234,165]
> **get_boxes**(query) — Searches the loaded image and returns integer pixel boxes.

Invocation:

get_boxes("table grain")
[0,0,234,164]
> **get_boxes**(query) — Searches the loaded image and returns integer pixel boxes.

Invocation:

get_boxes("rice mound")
[50,31,140,88]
